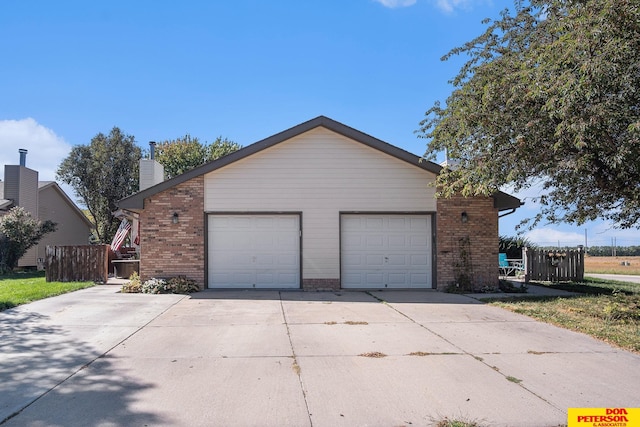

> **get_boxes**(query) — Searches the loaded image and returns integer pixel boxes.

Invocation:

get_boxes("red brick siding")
[436,196,499,290]
[139,176,205,289]
[303,278,340,291]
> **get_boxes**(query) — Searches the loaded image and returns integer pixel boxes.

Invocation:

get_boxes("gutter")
[498,202,524,218]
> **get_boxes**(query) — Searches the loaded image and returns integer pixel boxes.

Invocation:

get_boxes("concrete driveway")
[1,286,639,427]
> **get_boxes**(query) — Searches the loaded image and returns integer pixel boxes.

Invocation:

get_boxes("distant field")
[584,256,640,275]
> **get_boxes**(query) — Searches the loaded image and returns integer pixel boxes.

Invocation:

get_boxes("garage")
[208,214,301,288]
[341,214,433,289]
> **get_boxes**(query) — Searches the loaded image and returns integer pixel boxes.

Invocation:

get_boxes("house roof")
[118,116,522,211]
[0,181,93,229]
[38,182,94,229]
[0,183,11,210]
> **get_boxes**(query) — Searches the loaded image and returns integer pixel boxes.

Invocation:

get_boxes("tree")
[0,207,56,274]
[153,135,241,179]
[57,127,141,244]
[418,0,640,229]
[499,235,536,259]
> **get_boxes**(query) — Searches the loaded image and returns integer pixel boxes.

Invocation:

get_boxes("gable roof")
[38,182,94,229]
[0,181,93,229]
[118,116,521,211]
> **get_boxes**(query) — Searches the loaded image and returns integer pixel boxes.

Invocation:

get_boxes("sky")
[1,0,637,249]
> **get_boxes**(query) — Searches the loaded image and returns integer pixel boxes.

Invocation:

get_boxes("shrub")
[120,271,141,293]
[141,277,168,294]
[122,275,200,294]
[166,276,200,294]
[0,207,56,274]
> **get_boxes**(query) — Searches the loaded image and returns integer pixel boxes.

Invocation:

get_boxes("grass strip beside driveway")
[489,278,640,353]
[0,271,94,311]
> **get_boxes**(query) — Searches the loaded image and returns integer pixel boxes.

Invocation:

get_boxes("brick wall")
[139,176,205,289]
[302,278,340,291]
[436,195,499,290]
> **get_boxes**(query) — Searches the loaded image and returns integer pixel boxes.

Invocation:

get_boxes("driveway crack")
[278,292,314,427]
[365,291,564,413]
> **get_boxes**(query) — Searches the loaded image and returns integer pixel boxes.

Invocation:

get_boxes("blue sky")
[1,0,637,248]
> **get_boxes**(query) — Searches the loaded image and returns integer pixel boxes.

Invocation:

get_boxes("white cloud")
[525,228,586,247]
[374,0,417,8]
[433,0,494,14]
[0,118,78,203]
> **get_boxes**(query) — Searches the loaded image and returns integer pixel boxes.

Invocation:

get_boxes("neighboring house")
[118,116,521,290]
[0,150,94,268]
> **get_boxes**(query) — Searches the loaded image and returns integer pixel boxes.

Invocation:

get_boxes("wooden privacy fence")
[45,245,109,283]
[523,246,585,283]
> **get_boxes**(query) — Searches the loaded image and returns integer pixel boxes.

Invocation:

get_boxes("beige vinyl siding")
[204,127,437,279]
[35,185,93,266]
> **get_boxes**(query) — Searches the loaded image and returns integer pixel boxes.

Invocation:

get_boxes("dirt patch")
[344,321,368,325]
[359,351,387,358]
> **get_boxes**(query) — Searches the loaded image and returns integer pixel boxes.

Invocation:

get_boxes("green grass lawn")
[0,271,94,311]
[490,278,640,353]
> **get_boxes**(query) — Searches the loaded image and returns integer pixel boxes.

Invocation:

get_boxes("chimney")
[139,141,165,191]
[4,149,39,215]
[19,149,27,167]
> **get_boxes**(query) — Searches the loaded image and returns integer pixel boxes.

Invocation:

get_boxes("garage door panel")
[388,272,408,285]
[343,254,362,266]
[388,238,409,250]
[366,272,384,284]
[366,254,385,266]
[410,254,429,266]
[366,235,384,247]
[278,273,298,286]
[255,254,275,266]
[278,254,298,266]
[410,235,428,248]
[341,214,432,289]
[366,217,384,228]
[387,254,407,266]
[208,214,300,288]
[388,217,407,229]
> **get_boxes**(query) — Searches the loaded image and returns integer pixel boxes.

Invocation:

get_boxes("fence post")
[523,246,530,283]
[576,245,585,282]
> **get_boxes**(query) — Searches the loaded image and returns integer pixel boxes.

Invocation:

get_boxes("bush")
[120,271,141,293]
[165,276,200,294]
[0,207,56,274]
[122,275,200,294]
[141,277,168,294]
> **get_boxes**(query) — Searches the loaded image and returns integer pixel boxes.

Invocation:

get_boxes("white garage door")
[208,214,300,288]
[341,214,432,289]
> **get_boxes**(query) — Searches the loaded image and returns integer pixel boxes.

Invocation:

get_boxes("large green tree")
[57,127,141,243]
[153,135,241,179]
[419,0,640,228]
[0,206,56,274]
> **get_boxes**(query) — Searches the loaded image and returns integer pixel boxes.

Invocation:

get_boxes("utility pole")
[584,229,588,251]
